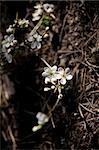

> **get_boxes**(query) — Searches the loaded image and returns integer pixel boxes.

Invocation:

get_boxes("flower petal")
[37,42,41,49]
[45,77,50,84]
[36,112,49,125]
[42,71,48,77]
[58,67,64,75]
[44,67,49,71]
[28,36,33,42]
[51,65,57,72]
[31,42,36,49]
[66,74,73,80]
[44,87,50,91]
[32,125,42,132]
[55,73,62,79]
[60,78,66,85]
[65,67,70,74]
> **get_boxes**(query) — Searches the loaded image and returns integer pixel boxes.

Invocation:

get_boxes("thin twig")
[79,103,95,115]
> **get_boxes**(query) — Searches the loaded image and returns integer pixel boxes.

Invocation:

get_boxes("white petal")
[51,85,55,89]
[65,67,70,74]
[28,36,33,42]
[45,77,50,84]
[33,33,38,38]
[34,4,42,9]
[37,35,42,42]
[5,43,10,48]
[44,67,49,71]
[32,15,41,21]
[5,53,12,63]
[42,71,48,77]
[58,67,64,75]
[9,34,14,41]
[44,87,50,91]
[32,125,42,132]
[51,76,57,82]
[60,78,66,85]
[37,42,41,49]
[55,74,62,79]
[51,65,57,72]
[66,74,73,80]
[43,4,54,13]
[36,112,49,124]
[31,42,36,49]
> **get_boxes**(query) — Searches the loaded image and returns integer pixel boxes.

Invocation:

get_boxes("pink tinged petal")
[45,77,50,84]
[66,74,73,80]
[60,78,66,85]
[58,67,64,75]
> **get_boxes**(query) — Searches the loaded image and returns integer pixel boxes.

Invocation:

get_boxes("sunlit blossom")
[57,67,73,85]
[43,3,54,13]
[42,65,59,84]
[27,32,42,49]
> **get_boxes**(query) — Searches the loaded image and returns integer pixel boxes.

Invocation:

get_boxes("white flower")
[58,67,73,85]
[43,3,54,13]
[14,18,29,28]
[30,32,42,49]
[32,4,43,21]
[42,65,58,84]
[36,112,49,125]
[2,34,17,48]
[18,19,29,28]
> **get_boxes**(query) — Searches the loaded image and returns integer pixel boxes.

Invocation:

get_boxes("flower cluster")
[6,18,29,33]
[42,66,73,85]
[14,18,29,28]
[32,112,49,132]
[32,3,54,22]
[1,34,17,63]
[27,32,42,49]
[42,59,73,98]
